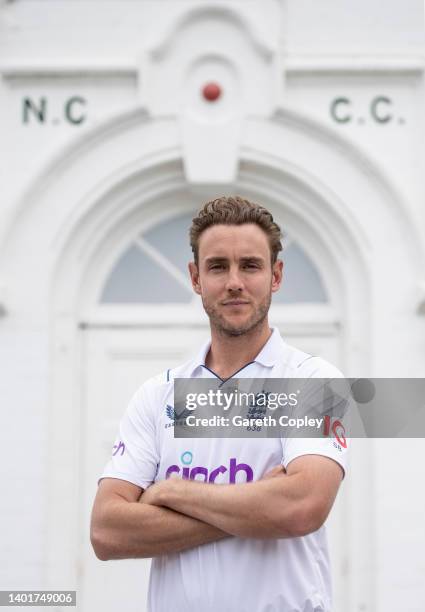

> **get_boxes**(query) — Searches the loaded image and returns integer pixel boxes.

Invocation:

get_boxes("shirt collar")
[253,327,283,367]
[187,327,283,376]
[187,338,212,376]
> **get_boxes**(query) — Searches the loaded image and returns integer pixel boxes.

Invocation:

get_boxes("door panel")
[79,327,208,612]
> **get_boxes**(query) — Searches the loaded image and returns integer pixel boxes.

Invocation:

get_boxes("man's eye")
[210,264,225,270]
[243,263,259,269]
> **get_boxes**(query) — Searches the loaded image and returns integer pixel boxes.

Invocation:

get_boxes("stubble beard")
[202,291,272,338]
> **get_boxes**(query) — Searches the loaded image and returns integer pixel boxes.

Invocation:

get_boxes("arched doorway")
[71,164,361,611]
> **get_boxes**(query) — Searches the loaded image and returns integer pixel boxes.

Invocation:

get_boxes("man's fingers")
[261,465,286,480]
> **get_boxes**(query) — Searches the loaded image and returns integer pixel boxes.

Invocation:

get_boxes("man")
[90,196,348,612]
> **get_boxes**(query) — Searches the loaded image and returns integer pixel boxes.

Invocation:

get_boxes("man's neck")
[205,322,272,380]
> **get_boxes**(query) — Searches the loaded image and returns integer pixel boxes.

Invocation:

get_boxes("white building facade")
[0,1,424,611]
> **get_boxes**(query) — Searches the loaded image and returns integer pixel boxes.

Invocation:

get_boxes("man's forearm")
[153,473,311,539]
[150,457,343,539]
[91,497,229,560]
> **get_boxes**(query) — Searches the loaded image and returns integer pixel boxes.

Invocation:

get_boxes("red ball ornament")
[202,82,221,102]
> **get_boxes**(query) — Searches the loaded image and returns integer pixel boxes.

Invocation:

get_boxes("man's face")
[189,223,283,336]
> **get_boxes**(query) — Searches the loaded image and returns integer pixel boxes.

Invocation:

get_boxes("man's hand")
[139,464,286,506]
[261,465,286,480]
[138,479,169,506]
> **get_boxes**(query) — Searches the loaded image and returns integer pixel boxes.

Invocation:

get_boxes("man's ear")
[188,261,202,295]
[271,259,283,293]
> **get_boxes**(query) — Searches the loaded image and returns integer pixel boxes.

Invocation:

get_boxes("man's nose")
[225,266,244,292]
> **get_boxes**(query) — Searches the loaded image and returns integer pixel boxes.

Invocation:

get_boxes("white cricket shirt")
[100,328,349,612]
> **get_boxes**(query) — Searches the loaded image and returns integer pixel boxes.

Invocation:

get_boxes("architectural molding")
[1,54,423,78]
[145,4,275,61]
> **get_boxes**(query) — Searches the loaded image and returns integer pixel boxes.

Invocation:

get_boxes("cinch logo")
[165,451,254,483]
[112,440,125,456]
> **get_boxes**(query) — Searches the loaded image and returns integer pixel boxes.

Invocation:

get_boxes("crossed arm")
[90,455,343,561]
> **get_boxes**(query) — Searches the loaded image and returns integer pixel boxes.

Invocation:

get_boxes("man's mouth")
[222,300,250,306]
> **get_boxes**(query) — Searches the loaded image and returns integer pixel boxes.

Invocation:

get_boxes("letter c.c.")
[330,97,352,123]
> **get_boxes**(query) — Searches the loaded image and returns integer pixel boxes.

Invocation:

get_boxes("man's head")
[190,196,282,266]
[188,196,283,337]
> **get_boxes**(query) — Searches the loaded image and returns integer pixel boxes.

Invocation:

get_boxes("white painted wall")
[0,2,424,611]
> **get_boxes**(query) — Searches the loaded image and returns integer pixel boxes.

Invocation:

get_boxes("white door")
[78,322,347,612]
[79,326,209,612]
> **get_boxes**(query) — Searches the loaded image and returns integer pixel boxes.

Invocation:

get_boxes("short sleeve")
[282,435,349,479]
[280,356,350,479]
[99,384,159,489]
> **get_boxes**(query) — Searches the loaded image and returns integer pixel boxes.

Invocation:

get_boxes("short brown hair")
[190,196,283,265]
